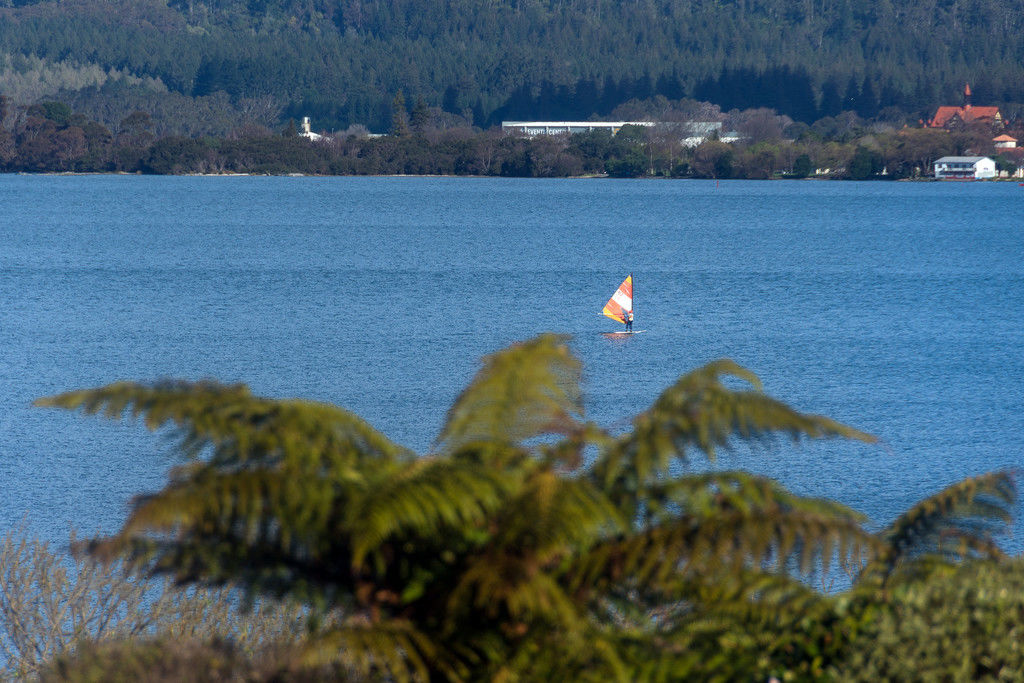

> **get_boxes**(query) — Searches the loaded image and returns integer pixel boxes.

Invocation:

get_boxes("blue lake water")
[2,175,1023,547]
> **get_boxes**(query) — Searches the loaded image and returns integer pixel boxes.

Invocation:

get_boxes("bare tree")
[0,525,308,680]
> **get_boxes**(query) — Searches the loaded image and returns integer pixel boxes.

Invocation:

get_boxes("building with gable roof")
[928,84,1003,130]
[933,156,996,179]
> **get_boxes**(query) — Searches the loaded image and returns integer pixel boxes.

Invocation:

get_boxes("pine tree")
[843,75,860,114]
[857,75,879,119]
[819,77,843,118]
[390,90,410,136]
[410,96,429,133]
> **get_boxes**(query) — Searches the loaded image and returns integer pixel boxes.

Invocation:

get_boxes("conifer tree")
[409,96,429,133]
[390,90,409,136]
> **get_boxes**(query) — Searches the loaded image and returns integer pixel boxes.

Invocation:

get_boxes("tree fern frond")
[593,360,875,496]
[447,555,584,631]
[492,469,624,561]
[37,380,409,468]
[304,618,447,683]
[862,470,1015,585]
[646,470,866,525]
[499,627,631,683]
[660,568,832,628]
[347,456,519,570]
[568,497,875,593]
[436,334,583,453]
[440,473,622,631]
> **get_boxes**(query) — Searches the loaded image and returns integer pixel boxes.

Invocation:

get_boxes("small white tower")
[299,116,323,141]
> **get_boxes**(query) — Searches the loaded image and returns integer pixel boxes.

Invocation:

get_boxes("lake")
[2,175,1022,547]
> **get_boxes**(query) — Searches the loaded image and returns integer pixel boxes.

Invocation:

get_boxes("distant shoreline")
[12,171,1017,182]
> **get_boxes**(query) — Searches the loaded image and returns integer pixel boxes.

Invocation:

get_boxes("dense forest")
[1,0,1024,133]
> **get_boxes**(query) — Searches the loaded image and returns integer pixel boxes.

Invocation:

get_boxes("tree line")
[2,0,1024,133]
[2,95,1020,179]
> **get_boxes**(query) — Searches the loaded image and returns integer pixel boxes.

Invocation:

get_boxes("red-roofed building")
[993,134,1017,149]
[928,84,1003,130]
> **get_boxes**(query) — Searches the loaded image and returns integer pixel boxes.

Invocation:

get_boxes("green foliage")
[847,145,883,180]
[840,559,1024,681]
[4,0,1024,133]
[859,472,1014,586]
[36,336,1018,680]
[792,153,813,178]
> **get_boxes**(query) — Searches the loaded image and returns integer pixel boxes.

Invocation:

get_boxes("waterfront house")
[993,134,1017,149]
[933,156,996,179]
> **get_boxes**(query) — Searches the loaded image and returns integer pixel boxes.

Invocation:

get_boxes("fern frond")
[498,626,631,683]
[37,380,409,468]
[347,456,519,570]
[444,473,621,629]
[492,469,624,561]
[568,476,876,592]
[437,334,583,452]
[594,360,875,496]
[304,618,446,683]
[645,470,866,526]
[862,470,1015,585]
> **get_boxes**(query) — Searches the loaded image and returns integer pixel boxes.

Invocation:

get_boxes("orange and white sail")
[602,274,633,324]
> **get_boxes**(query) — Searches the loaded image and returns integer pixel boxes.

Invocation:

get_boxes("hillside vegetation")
[1,0,1023,132]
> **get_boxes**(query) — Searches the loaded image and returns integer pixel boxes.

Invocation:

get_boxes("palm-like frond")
[594,360,875,500]
[445,470,622,630]
[346,456,517,570]
[861,470,1015,585]
[568,472,876,593]
[304,618,445,683]
[36,380,409,468]
[436,334,583,453]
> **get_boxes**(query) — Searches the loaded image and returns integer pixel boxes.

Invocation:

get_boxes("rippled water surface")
[2,175,1022,544]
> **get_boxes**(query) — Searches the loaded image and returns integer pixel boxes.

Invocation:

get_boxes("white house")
[933,156,996,179]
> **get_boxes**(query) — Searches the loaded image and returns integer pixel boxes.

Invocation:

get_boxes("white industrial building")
[933,156,996,179]
[501,121,655,136]
[502,119,740,146]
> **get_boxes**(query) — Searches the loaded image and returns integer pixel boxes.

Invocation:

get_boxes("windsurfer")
[626,310,634,331]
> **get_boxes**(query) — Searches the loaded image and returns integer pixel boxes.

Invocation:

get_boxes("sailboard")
[602,274,635,328]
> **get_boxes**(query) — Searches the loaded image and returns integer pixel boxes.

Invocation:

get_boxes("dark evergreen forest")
[1,0,1023,133]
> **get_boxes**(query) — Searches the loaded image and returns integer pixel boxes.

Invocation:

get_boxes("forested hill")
[1,0,1024,133]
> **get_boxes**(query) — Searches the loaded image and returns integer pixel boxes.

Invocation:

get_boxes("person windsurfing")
[626,309,634,332]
